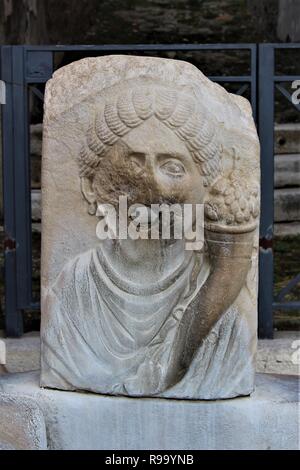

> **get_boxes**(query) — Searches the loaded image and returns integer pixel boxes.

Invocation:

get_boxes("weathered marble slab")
[40,55,260,399]
[0,372,298,450]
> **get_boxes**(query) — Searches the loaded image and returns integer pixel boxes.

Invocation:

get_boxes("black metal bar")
[28,302,40,311]
[274,75,300,82]
[275,83,300,112]
[273,302,300,310]
[275,273,300,302]
[29,86,44,101]
[251,45,257,122]
[25,50,53,82]
[0,46,23,336]
[236,84,249,96]
[26,75,254,85]
[258,44,275,339]
[23,44,256,52]
[11,46,32,310]
[268,43,300,48]
[209,76,252,82]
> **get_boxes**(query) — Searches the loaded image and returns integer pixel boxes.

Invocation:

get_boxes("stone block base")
[0,393,47,449]
[0,371,298,450]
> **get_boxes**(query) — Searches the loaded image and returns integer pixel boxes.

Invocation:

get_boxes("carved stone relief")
[40,56,260,399]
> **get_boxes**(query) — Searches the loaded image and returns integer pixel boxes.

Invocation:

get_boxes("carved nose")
[144,154,155,173]
[143,157,162,187]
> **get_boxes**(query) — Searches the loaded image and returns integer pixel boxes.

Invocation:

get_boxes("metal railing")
[0,43,299,337]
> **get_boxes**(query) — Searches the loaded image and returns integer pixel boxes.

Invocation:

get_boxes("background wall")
[0,0,289,46]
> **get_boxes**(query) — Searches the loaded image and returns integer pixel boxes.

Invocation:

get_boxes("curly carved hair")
[78,84,222,187]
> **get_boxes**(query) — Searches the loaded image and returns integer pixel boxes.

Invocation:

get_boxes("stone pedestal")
[0,371,298,450]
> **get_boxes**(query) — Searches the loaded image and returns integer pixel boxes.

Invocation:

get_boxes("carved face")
[81,117,206,214]
[120,118,205,205]
[79,83,222,223]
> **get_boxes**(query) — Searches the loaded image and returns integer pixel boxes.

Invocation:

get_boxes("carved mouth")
[128,204,181,238]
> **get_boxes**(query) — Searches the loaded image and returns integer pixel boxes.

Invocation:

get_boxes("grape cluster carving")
[205,171,259,226]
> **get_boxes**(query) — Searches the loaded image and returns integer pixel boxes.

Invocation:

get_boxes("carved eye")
[160,161,185,177]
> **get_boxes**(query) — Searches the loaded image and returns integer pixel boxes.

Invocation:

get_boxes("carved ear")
[80,177,97,215]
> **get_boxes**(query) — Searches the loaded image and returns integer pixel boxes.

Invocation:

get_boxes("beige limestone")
[40,55,260,399]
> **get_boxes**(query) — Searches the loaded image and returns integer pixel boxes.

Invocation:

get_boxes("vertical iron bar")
[1,46,23,336]
[250,44,257,122]
[12,46,32,311]
[258,44,274,338]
